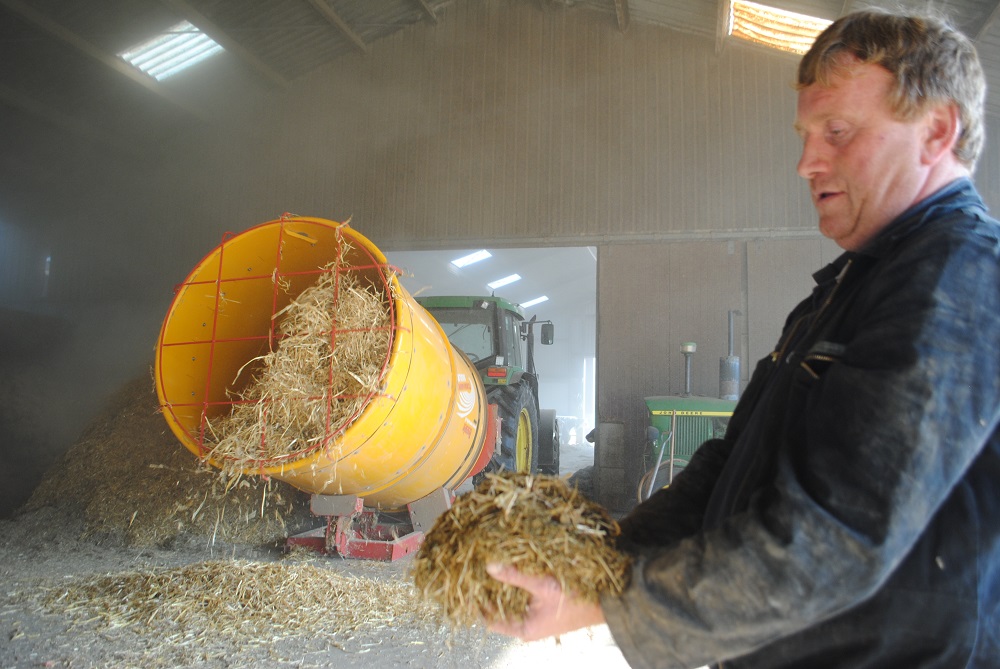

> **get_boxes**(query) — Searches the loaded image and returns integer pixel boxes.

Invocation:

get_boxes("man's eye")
[827,126,848,141]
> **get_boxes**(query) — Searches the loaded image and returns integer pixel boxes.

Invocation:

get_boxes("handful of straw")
[411,472,631,627]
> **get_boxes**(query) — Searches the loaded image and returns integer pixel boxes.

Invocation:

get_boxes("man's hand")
[485,563,606,641]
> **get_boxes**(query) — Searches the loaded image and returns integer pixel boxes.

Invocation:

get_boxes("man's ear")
[921,103,961,165]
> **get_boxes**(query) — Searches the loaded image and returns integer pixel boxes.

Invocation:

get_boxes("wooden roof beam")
[976,0,1000,42]
[614,0,630,33]
[716,0,729,55]
[305,0,370,54]
[415,0,439,24]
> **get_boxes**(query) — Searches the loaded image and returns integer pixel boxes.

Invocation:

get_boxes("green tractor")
[415,295,560,476]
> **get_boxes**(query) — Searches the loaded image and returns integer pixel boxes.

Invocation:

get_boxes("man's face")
[795,60,934,251]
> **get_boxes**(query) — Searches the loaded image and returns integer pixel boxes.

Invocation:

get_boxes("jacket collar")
[812,178,985,286]
[858,177,985,259]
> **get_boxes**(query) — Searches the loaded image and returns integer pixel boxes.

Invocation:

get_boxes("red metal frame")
[286,491,454,561]
[285,402,501,561]
[470,402,500,477]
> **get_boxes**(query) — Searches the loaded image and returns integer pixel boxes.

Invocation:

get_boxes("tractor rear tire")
[486,382,539,474]
[537,409,560,475]
[637,458,689,502]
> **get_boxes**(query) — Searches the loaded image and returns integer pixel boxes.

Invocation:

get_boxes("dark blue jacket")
[604,178,1000,668]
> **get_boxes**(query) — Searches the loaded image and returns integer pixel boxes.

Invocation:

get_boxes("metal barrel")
[720,309,741,400]
[154,215,489,509]
[719,356,740,400]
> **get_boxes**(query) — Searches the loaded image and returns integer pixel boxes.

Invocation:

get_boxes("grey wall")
[2,0,998,514]
[596,237,843,505]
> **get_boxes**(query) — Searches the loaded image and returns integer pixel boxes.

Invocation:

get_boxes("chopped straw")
[24,376,312,549]
[411,472,632,627]
[204,259,392,470]
[44,560,436,644]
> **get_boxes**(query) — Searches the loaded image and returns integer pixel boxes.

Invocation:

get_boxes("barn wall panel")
[145,0,815,259]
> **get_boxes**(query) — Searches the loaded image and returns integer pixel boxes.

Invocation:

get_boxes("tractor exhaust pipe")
[720,310,741,400]
[680,342,696,397]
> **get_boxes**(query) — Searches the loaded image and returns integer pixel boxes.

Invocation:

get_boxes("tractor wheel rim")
[515,408,532,472]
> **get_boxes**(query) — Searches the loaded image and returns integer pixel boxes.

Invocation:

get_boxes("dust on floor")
[0,376,623,669]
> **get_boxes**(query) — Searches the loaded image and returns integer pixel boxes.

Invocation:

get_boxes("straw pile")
[44,559,437,646]
[205,263,392,469]
[411,472,631,627]
[24,376,313,548]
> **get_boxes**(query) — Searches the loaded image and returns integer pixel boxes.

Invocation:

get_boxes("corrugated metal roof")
[1,0,998,158]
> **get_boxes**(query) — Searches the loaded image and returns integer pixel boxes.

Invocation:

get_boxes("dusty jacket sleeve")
[601,215,1000,669]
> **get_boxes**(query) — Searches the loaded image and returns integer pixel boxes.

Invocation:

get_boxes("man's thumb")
[486,563,512,581]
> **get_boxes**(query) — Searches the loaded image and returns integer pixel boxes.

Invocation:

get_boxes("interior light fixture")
[520,296,549,308]
[728,0,831,55]
[487,274,521,290]
[119,20,224,81]
[451,250,492,268]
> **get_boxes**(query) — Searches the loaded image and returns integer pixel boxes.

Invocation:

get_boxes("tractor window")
[504,311,523,368]
[426,307,496,363]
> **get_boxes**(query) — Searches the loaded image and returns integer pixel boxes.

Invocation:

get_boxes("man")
[487,10,1000,668]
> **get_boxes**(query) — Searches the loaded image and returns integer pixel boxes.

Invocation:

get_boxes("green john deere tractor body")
[416,295,559,476]
[642,395,737,494]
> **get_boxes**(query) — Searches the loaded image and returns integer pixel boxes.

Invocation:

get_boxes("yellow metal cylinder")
[154,216,489,509]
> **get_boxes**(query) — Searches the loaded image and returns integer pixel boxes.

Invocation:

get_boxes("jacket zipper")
[727,258,855,524]
[769,258,853,365]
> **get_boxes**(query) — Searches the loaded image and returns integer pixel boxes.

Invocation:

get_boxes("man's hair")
[798,10,985,168]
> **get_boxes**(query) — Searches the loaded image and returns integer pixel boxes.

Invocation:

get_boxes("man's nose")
[796,136,828,180]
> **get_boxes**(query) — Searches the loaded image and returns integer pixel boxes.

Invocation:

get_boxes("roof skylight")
[520,296,549,309]
[728,0,831,55]
[119,20,224,81]
[451,250,492,268]
[487,274,521,290]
